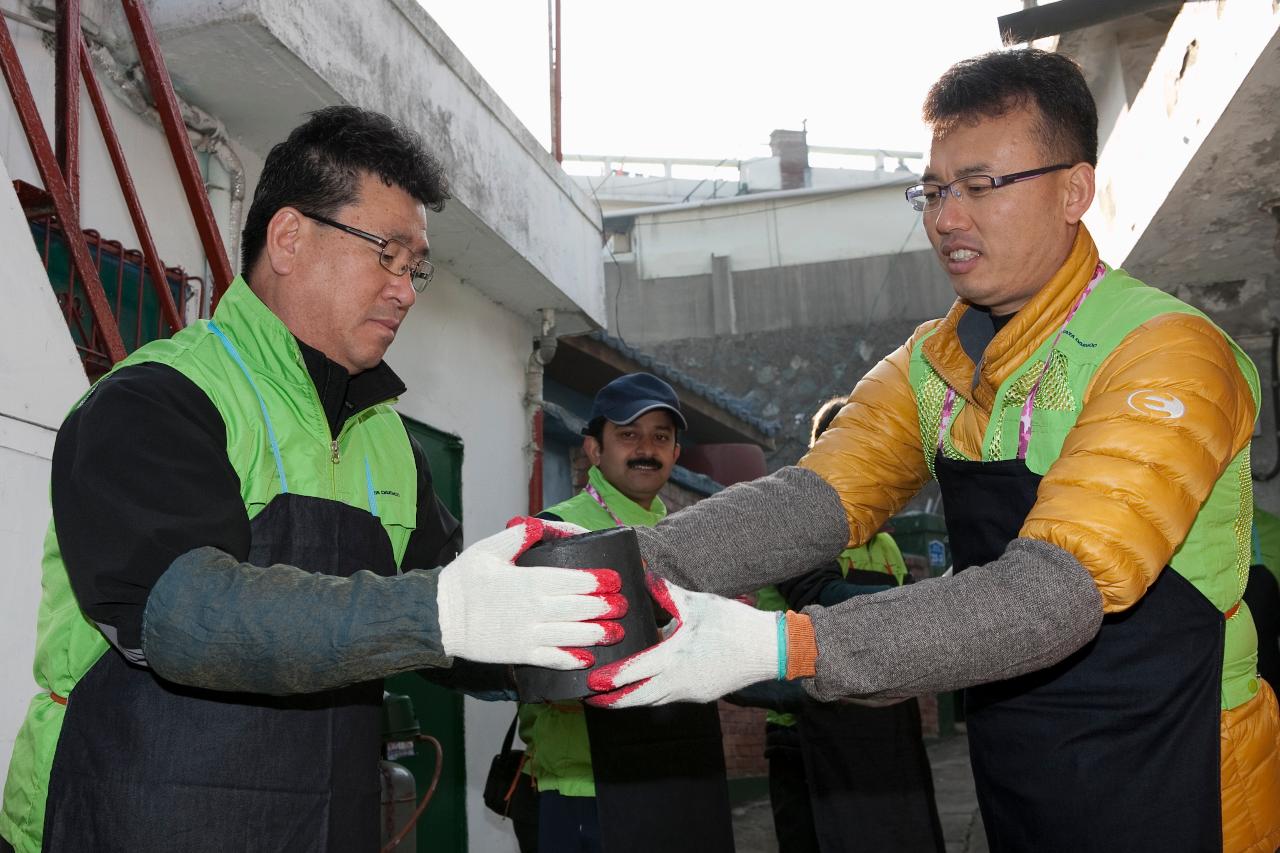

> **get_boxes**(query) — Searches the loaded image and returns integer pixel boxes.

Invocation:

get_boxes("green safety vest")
[518,465,667,797]
[908,266,1261,711]
[839,532,909,585]
[1,277,418,851]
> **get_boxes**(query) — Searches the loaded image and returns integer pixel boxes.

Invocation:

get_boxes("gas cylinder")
[379,691,421,850]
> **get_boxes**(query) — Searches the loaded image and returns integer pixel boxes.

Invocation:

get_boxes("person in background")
[750,396,943,853]
[517,372,734,853]
[1246,506,1280,686]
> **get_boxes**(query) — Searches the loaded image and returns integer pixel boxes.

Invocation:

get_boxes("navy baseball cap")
[585,372,687,433]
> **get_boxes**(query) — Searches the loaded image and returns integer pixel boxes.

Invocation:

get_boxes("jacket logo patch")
[1061,329,1097,348]
[375,489,401,498]
[1126,390,1186,419]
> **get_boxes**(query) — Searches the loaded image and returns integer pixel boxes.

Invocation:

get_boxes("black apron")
[937,453,1224,852]
[42,492,397,852]
[797,692,944,852]
[41,317,410,853]
[584,702,735,852]
[564,488,735,853]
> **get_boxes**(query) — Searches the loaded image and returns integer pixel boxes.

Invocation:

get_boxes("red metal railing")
[0,0,233,375]
[28,212,204,379]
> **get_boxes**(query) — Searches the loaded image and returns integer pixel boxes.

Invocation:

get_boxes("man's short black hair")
[923,48,1098,167]
[810,395,848,448]
[240,106,450,274]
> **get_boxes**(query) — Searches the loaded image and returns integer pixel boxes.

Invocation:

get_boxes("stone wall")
[644,320,944,513]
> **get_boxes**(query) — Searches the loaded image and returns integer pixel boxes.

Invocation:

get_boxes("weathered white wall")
[603,180,955,344]
[0,151,90,781]
[630,181,928,280]
[1084,1,1280,280]
[388,268,535,853]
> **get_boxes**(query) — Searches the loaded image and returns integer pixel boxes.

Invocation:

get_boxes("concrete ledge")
[127,0,606,331]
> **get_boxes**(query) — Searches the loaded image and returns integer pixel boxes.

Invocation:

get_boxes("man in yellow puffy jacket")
[583,49,1280,853]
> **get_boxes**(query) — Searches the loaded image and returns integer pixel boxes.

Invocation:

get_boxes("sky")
[420,0,1025,170]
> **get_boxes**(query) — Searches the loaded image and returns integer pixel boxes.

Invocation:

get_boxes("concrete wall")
[1064,3,1280,513]
[0,151,90,780]
[606,181,954,345]
[630,182,929,280]
[609,248,953,345]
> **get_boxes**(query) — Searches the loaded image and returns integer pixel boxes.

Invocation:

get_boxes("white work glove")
[437,517,627,669]
[585,574,780,707]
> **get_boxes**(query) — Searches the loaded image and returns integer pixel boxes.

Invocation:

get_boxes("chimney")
[770,128,809,190]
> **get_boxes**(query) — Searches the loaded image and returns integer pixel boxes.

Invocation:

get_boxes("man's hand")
[585,574,779,707]
[437,517,627,669]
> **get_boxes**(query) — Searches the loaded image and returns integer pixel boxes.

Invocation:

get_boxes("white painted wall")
[388,268,536,853]
[0,151,90,781]
[631,181,929,280]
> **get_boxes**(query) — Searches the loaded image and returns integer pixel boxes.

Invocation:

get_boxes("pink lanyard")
[937,263,1106,461]
[584,483,625,528]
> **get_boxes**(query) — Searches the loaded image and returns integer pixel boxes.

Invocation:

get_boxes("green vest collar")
[211,276,310,395]
[586,466,667,526]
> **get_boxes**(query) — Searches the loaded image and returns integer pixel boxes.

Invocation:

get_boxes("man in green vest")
[582,50,1279,851]
[518,372,733,853]
[0,107,622,853]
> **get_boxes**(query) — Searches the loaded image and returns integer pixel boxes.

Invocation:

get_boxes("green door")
[387,418,466,853]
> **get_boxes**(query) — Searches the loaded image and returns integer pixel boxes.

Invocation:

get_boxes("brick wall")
[718,701,769,778]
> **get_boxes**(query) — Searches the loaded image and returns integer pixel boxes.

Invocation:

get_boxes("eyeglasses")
[904,164,1072,213]
[301,211,434,292]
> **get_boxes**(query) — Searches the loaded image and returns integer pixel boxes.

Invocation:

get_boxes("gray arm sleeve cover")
[802,538,1104,702]
[633,466,851,596]
[141,546,452,695]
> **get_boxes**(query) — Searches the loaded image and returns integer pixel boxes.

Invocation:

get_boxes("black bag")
[483,713,540,824]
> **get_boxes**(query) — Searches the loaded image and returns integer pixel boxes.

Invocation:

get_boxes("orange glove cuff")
[784,611,818,679]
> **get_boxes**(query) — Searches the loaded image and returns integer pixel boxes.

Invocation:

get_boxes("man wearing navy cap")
[512,373,734,853]
[576,372,687,514]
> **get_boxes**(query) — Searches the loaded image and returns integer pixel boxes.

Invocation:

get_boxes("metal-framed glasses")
[904,164,1072,213]
[301,211,434,292]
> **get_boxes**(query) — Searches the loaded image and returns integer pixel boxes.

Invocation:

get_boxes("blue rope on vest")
[364,457,379,518]
[208,321,289,495]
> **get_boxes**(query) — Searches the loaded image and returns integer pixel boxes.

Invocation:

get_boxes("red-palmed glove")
[437,517,627,669]
[585,573,779,707]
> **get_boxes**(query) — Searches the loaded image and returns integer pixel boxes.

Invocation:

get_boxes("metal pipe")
[549,0,562,163]
[79,39,183,333]
[0,14,126,362]
[1,8,54,34]
[119,0,232,302]
[526,309,558,514]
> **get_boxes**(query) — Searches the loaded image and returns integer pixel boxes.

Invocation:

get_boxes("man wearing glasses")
[580,50,1280,851]
[0,107,622,853]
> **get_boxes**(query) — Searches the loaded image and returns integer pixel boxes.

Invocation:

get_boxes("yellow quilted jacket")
[800,227,1280,852]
